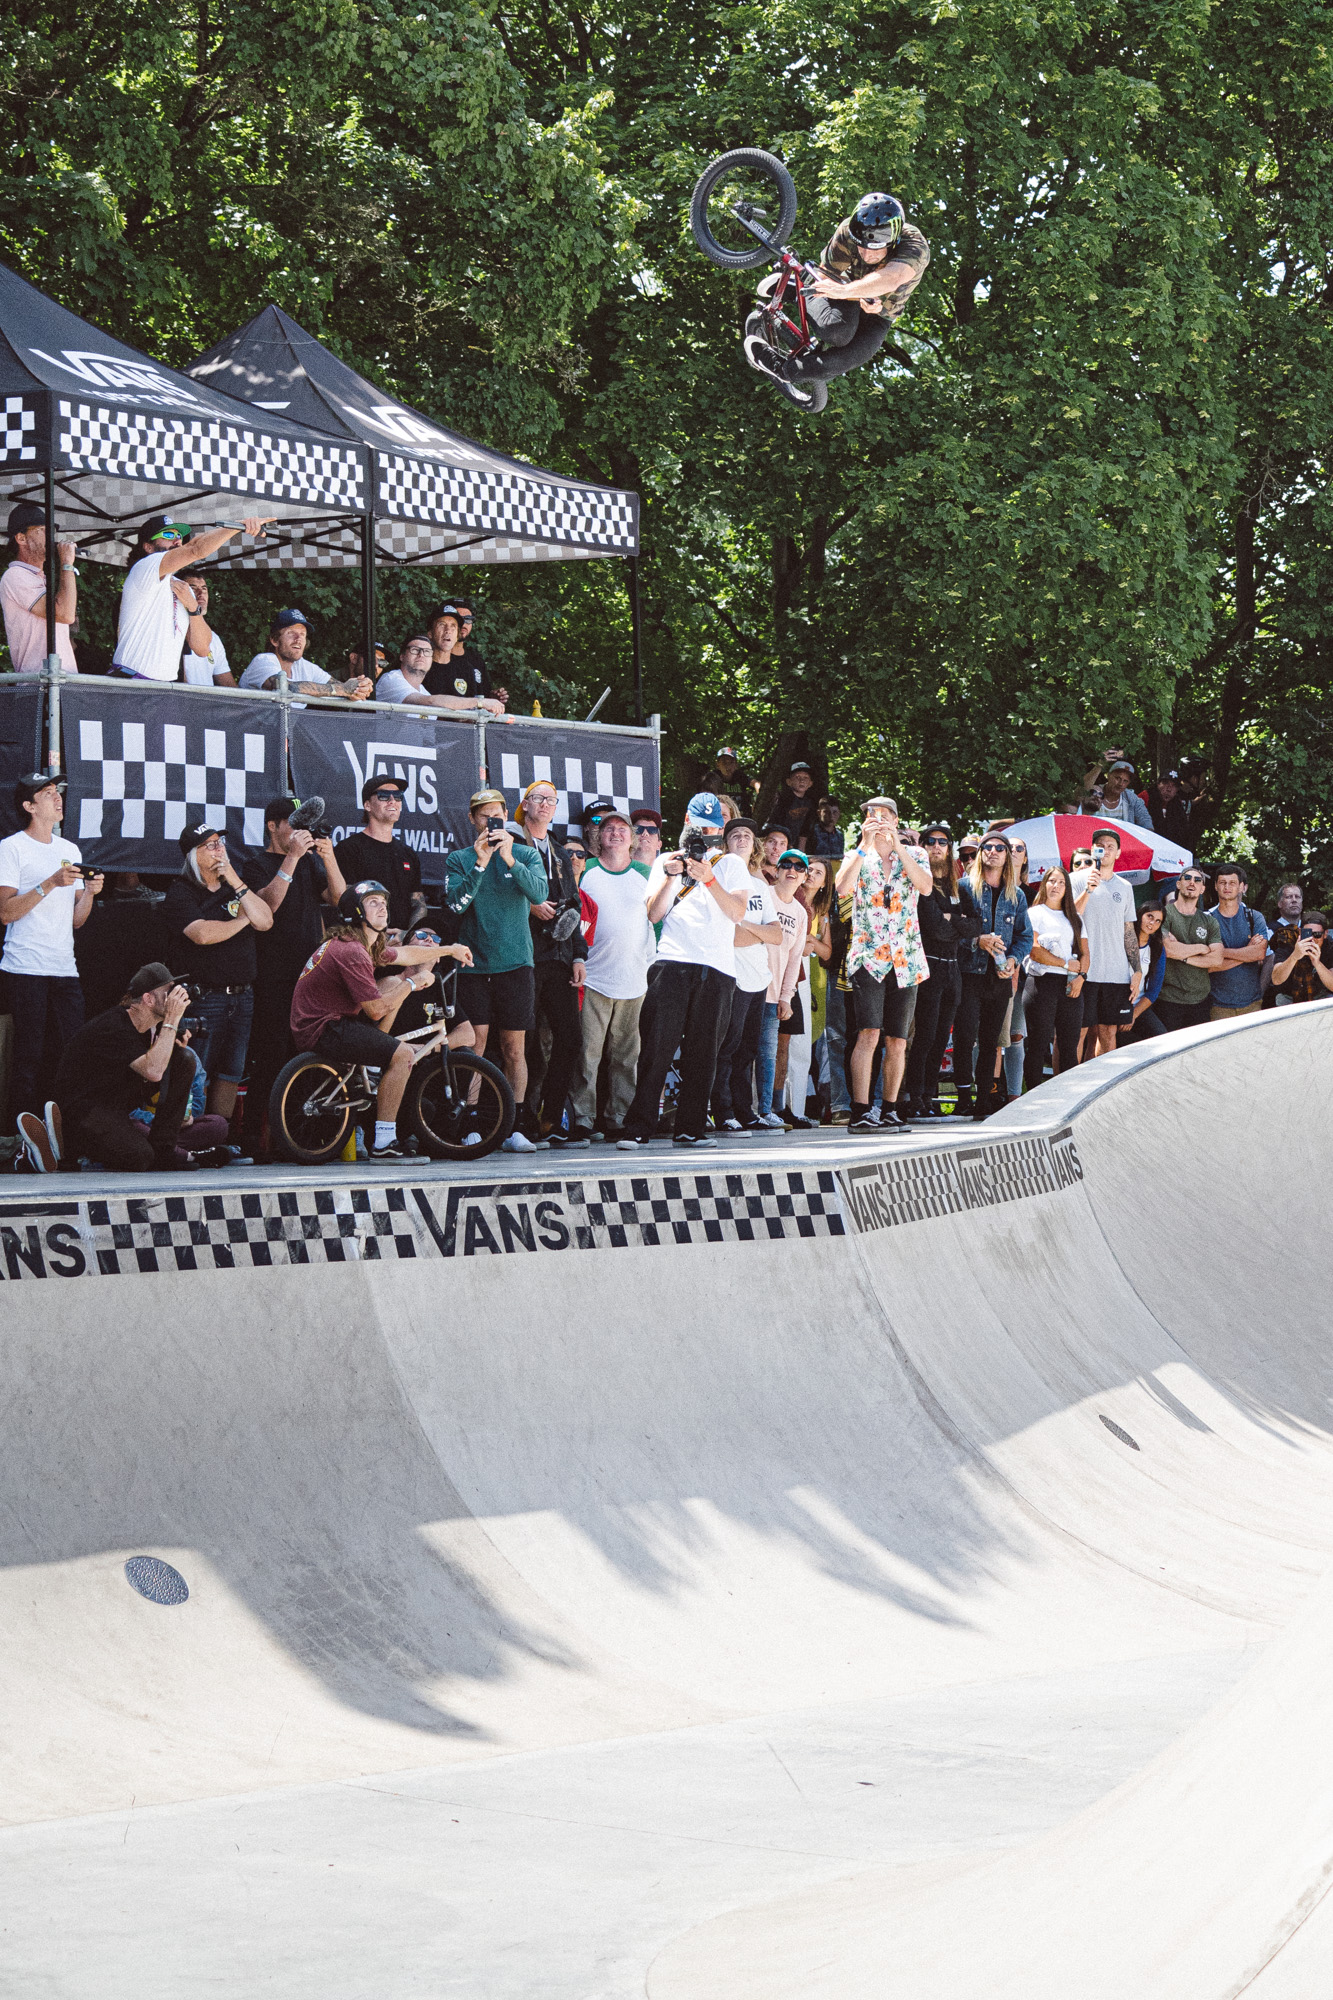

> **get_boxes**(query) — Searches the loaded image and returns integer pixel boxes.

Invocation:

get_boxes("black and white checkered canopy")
[189,306,639,570]
[0,262,365,557]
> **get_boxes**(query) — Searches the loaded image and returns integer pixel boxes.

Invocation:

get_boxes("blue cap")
[273,607,310,631]
[686,791,725,830]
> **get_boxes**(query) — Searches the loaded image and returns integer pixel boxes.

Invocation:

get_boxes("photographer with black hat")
[161,821,273,1128]
[239,796,347,1160]
[49,963,197,1173]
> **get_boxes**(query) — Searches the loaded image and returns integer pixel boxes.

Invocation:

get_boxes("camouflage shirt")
[820,219,930,320]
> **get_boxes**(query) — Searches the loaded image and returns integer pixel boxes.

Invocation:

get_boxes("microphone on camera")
[289,795,327,831]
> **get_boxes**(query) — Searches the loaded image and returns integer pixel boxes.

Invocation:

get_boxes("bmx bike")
[689,147,828,414]
[268,964,515,1166]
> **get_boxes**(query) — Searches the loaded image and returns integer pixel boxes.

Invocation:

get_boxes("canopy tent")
[189,306,639,572]
[0,263,366,561]
[1003,813,1191,880]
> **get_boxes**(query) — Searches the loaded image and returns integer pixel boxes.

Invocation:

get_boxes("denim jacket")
[957,879,1034,976]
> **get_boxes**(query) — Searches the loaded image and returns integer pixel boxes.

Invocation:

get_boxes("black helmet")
[848,193,906,249]
[338,879,390,927]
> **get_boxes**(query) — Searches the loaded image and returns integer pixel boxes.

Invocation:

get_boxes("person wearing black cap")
[238,797,348,1159]
[112,514,275,682]
[333,775,427,935]
[0,768,103,1135]
[422,605,504,712]
[161,822,273,1126]
[240,609,371,701]
[429,599,507,711]
[50,964,198,1172]
[1,501,77,674]
[773,761,821,851]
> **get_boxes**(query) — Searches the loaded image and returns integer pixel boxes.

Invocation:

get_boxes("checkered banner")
[0,680,45,836]
[62,684,285,872]
[287,706,481,889]
[490,722,660,838]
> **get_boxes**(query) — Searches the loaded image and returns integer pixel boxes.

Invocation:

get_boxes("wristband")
[277,870,294,884]
[62,563,78,573]
[702,869,716,886]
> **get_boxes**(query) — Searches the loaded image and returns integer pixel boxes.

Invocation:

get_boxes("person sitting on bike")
[288,879,472,1162]
[746,191,929,386]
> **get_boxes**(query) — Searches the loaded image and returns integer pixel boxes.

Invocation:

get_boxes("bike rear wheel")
[269,1052,354,1165]
[691,148,798,269]
[773,372,829,414]
[404,1048,515,1161]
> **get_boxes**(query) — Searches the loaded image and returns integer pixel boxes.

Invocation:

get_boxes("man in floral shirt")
[834,795,933,1132]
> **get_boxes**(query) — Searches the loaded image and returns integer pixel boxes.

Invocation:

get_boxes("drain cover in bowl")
[124,1556,189,1605]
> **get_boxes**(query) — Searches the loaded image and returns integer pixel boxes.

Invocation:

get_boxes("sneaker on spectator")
[785,1114,815,1130]
[502,1131,541,1153]
[560,1125,595,1147]
[370,1137,409,1161]
[720,1117,745,1133]
[847,1111,881,1135]
[673,1132,719,1149]
[462,1131,483,1148]
[756,1111,787,1131]
[43,1101,63,1167]
[17,1111,55,1174]
[616,1134,650,1150]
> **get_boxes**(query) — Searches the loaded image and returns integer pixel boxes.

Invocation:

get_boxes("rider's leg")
[787,313,887,381]
[376,1041,414,1122]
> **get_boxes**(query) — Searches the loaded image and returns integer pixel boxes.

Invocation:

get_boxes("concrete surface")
[0,1000,1330,1995]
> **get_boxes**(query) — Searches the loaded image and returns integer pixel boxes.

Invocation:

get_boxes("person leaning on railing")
[240,608,372,701]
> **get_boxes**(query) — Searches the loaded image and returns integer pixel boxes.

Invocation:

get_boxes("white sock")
[374,1120,396,1149]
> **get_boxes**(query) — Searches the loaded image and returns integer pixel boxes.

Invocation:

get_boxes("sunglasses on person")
[154,524,191,544]
[778,862,807,873]
[369,789,403,803]
[1178,872,1207,885]
[980,842,1008,855]
[925,836,950,847]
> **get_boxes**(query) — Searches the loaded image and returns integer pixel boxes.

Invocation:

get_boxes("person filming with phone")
[835,794,933,1132]
[444,787,549,1152]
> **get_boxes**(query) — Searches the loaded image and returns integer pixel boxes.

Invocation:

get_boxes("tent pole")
[360,510,376,684]
[628,555,643,727]
[44,467,61,773]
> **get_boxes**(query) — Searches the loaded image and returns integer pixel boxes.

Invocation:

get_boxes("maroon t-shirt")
[290,937,394,1050]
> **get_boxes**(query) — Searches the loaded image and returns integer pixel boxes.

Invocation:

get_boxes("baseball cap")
[273,608,310,631]
[6,501,46,538]
[725,816,759,837]
[13,769,65,811]
[760,821,788,838]
[777,848,809,868]
[788,760,812,774]
[179,819,224,855]
[630,807,662,828]
[592,805,631,827]
[469,786,507,812]
[264,795,299,824]
[685,791,726,831]
[137,515,192,546]
[715,745,738,759]
[364,774,409,801]
[581,796,616,823]
[126,963,180,998]
[427,604,460,624]
[863,794,898,813]
[1108,759,1135,774]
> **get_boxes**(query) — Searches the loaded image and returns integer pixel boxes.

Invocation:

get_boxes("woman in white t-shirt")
[710,820,783,1131]
[1022,866,1089,1090]
[617,793,751,1149]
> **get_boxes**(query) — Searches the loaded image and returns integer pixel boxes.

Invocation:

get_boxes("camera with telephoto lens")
[682,829,712,864]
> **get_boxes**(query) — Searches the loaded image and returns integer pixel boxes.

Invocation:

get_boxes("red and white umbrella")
[1002,814,1192,880]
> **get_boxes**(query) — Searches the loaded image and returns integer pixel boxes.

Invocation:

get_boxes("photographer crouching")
[51,964,199,1172]
[617,792,749,1150]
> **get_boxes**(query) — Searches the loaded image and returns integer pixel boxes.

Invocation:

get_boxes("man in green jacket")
[445,787,548,1152]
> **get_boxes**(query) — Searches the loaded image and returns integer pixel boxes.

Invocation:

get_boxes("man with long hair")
[955,833,1034,1119]
[835,795,932,1132]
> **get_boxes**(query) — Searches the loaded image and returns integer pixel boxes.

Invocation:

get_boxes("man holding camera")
[162,822,274,1125]
[51,963,198,1172]
[617,792,749,1151]
[239,796,348,1160]
[445,787,549,1152]
[0,771,102,1148]
[1269,909,1333,1006]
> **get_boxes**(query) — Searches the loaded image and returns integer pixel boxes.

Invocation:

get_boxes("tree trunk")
[1212,500,1257,814]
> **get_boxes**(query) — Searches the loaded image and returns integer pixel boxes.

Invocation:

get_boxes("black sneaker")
[743,334,788,381]
[879,1108,907,1130]
[673,1132,719,1149]
[549,1126,592,1148]
[785,1114,815,1131]
[847,1111,881,1135]
[370,1138,409,1161]
[616,1133,651,1151]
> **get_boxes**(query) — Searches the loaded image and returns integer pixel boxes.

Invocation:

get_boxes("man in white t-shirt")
[1073,827,1142,1058]
[240,608,372,700]
[0,770,102,1157]
[617,791,749,1150]
[568,808,654,1142]
[112,513,275,681]
[711,820,782,1132]
[374,635,461,707]
[178,572,234,685]
[0,501,78,673]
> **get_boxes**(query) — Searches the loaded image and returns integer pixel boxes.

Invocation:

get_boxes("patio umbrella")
[1002,813,1192,880]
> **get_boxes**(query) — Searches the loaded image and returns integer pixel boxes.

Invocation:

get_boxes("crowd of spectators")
[4,744,1328,1175]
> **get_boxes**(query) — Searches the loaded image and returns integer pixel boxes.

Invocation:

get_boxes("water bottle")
[1065,954,1080,996]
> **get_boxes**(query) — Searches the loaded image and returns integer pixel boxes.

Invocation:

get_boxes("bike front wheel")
[690,148,798,269]
[404,1048,515,1161]
[773,372,829,414]
[269,1052,354,1165]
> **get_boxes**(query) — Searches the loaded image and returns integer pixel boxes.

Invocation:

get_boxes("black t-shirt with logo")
[162,861,261,986]
[55,1004,156,1122]
[246,848,329,985]
[333,830,422,932]
[424,645,492,702]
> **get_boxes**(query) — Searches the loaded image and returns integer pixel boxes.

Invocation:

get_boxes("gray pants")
[569,986,645,1131]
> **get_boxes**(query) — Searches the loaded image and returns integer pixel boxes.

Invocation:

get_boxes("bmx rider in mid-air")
[746,193,930,386]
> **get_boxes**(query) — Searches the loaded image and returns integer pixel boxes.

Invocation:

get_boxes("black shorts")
[456,965,536,1033]
[776,989,805,1037]
[850,965,918,1039]
[314,1017,400,1068]
[1082,980,1133,1030]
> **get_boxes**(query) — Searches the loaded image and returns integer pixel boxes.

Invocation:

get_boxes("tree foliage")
[1,0,1330,881]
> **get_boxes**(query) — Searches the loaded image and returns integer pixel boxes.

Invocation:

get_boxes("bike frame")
[731,208,821,357]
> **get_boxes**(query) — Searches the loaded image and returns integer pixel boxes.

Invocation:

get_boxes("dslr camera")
[682,829,712,864]
[289,795,332,841]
